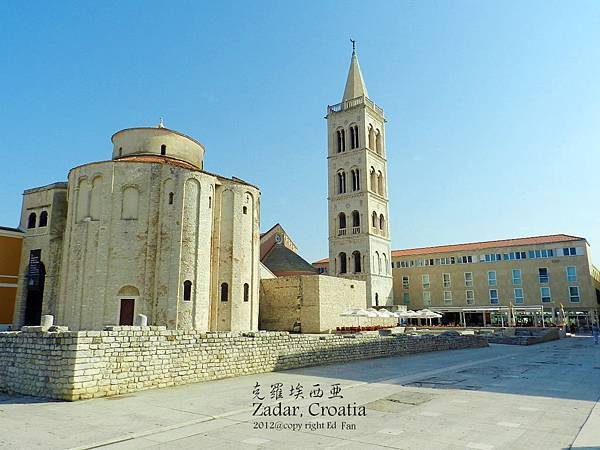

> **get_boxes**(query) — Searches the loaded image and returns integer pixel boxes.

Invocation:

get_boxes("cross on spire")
[350,38,356,55]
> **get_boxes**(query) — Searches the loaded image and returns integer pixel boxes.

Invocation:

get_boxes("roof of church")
[262,243,318,276]
[312,234,587,264]
[69,155,259,189]
[342,50,368,101]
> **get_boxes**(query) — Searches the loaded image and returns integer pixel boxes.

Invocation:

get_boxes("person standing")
[592,322,599,345]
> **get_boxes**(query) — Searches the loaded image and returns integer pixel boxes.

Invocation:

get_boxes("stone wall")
[486,327,560,345]
[260,275,396,333]
[0,327,487,401]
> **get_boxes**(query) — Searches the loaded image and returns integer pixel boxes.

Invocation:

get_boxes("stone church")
[13,123,260,331]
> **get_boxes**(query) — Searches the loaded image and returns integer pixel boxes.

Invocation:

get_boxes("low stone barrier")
[0,327,488,401]
[485,327,560,345]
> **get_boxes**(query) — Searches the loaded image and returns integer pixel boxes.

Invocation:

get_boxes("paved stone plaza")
[1,337,599,449]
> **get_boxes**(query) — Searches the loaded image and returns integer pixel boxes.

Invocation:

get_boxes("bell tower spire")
[342,40,369,101]
[326,47,394,307]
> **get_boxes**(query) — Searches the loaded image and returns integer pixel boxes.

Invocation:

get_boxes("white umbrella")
[418,309,442,319]
[340,308,370,328]
[377,309,398,318]
[416,309,442,326]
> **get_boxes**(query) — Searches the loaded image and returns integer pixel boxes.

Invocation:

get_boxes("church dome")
[111,125,205,170]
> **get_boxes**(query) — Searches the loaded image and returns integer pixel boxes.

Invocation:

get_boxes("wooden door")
[119,298,135,325]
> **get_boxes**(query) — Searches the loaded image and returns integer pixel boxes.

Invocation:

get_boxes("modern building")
[0,226,23,330]
[326,47,393,307]
[13,123,261,331]
[314,233,600,327]
[390,234,600,327]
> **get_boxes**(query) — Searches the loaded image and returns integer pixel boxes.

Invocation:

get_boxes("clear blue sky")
[1,1,599,263]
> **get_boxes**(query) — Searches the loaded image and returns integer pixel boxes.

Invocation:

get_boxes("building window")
[423,291,432,306]
[487,271,497,286]
[538,268,549,284]
[466,290,474,305]
[351,169,360,191]
[442,273,451,288]
[38,211,48,227]
[336,129,346,153]
[168,192,174,205]
[339,252,347,274]
[353,251,361,273]
[370,167,377,192]
[464,272,473,288]
[27,212,37,229]
[379,214,385,233]
[562,247,576,256]
[403,292,410,305]
[352,210,360,228]
[514,288,524,304]
[220,282,229,302]
[375,129,382,154]
[566,266,577,282]
[243,206,248,214]
[208,196,212,208]
[350,125,359,149]
[372,211,377,228]
[338,212,346,233]
[443,291,452,305]
[244,283,249,302]
[540,286,551,303]
[402,276,409,289]
[161,144,167,155]
[569,286,580,303]
[489,289,499,304]
[377,171,384,196]
[337,171,346,194]
[374,293,379,306]
[512,269,521,285]
[422,274,430,289]
[183,280,192,301]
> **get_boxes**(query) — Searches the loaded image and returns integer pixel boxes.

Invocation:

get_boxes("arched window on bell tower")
[349,124,359,149]
[338,212,346,235]
[353,251,361,273]
[352,210,360,228]
[350,168,360,191]
[339,252,347,274]
[370,167,376,192]
[368,124,374,150]
[375,129,382,154]
[337,171,346,194]
[336,128,346,153]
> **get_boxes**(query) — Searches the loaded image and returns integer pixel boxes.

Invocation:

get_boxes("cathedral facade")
[327,49,394,306]
[13,124,260,331]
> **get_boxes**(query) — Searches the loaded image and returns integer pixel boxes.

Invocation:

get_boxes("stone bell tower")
[326,46,394,307]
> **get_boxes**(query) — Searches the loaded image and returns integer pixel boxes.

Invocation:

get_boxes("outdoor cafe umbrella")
[340,308,371,328]
[377,308,399,318]
[417,309,442,326]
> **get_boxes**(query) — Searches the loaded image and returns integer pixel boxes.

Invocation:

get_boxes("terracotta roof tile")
[391,234,586,257]
[313,234,587,263]
[117,155,200,170]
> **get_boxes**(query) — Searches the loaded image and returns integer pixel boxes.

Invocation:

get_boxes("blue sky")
[1,1,599,263]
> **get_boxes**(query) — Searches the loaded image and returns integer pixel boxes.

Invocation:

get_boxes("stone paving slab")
[0,338,599,449]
